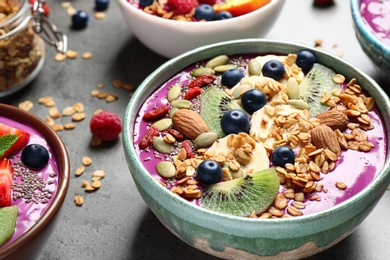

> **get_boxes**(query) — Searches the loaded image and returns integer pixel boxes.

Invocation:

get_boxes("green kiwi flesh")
[200,86,244,138]
[298,63,342,117]
[0,205,18,246]
[200,168,280,217]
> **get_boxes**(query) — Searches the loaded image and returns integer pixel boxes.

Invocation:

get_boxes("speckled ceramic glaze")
[0,104,70,260]
[122,39,390,259]
[117,0,285,58]
[350,0,390,83]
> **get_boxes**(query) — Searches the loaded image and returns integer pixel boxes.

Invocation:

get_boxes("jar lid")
[0,0,67,54]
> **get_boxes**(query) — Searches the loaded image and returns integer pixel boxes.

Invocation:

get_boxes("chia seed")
[11,159,55,204]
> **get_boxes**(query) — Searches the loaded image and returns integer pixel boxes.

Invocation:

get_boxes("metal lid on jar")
[0,0,67,54]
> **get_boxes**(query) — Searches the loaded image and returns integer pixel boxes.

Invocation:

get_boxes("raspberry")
[167,0,199,15]
[90,111,122,141]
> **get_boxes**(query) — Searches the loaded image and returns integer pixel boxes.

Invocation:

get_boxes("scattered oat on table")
[18,100,34,111]
[74,195,84,206]
[82,156,92,166]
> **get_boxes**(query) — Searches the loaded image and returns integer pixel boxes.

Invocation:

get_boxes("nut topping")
[172,109,209,139]
[315,109,348,131]
[310,124,341,156]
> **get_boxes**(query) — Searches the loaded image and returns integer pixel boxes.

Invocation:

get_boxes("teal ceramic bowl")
[122,39,390,259]
[350,0,390,83]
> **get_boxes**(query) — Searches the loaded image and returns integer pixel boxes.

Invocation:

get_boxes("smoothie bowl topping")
[0,114,62,249]
[133,49,386,218]
[129,0,271,22]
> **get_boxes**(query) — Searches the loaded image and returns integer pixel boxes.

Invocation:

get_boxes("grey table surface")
[2,0,390,259]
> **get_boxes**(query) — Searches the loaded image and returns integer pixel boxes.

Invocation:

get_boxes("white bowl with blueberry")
[122,39,390,259]
[0,104,70,259]
[117,0,286,58]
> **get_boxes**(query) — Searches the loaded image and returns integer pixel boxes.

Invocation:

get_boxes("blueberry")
[221,69,244,88]
[21,144,50,170]
[220,109,250,135]
[195,4,215,21]
[296,50,316,72]
[271,146,295,167]
[214,11,233,20]
[71,10,90,29]
[241,89,267,114]
[139,0,154,8]
[196,160,222,184]
[95,0,109,11]
[262,60,285,80]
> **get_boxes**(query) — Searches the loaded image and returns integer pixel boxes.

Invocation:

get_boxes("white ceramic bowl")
[117,0,285,58]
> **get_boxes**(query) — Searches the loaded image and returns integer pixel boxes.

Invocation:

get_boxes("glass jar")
[0,0,66,97]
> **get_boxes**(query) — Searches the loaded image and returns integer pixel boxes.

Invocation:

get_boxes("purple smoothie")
[133,53,387,216]
[360,0,390,46]
[0,116,59,247]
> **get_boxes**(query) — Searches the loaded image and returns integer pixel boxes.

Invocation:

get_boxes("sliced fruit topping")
[205,133,269,176]
[0,123,30,159]
[0,158,13,207]
[200,168,279,217]
[214,0,271,17]
[0,205,18,246]
[200,86,244,138]
[21,144,50,170]
[298,63,341,117]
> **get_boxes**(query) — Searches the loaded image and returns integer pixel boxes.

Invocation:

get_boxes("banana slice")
[205,133,269,176]
[250,104,311,150]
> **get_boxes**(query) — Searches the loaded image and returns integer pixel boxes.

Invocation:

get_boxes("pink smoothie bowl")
[117,0,285,58]
[0,104,70,260]
[122,39,390,259]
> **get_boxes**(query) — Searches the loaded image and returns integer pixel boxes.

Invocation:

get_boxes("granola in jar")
[0,0,44,93]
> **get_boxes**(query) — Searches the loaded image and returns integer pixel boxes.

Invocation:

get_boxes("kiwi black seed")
[200,86,245,138]
[200,168,280,217]
[298,63,342,117]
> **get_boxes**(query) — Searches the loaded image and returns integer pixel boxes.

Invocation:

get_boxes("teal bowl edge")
[350,0,390,75]
[122,39,390,258]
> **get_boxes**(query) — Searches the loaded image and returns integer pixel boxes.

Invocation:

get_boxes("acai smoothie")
[133,50,387,218]
[360,0,390,46]
[0,116,59,247]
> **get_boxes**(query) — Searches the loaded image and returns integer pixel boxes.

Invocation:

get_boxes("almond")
[172,109,209,139]
[315,109,348,131]
[310,124,341,156]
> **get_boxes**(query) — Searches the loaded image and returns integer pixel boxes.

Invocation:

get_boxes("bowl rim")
[0,104,70,256]
[117,0,285,26]
[123,38,390,224]
[350,0,390,56]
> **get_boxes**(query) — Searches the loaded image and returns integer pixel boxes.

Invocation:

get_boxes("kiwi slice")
[200,168,280,217]
[0,205,18,246]
[200,86,244,138]
[298,63,342,117]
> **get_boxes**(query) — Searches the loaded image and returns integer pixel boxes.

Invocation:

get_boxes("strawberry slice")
[214,0,271,17]
[0,123,30,159]
[0,159,13,207]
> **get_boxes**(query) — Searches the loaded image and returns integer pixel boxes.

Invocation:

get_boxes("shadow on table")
[130,208,365,260]
[107,37,168,89]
